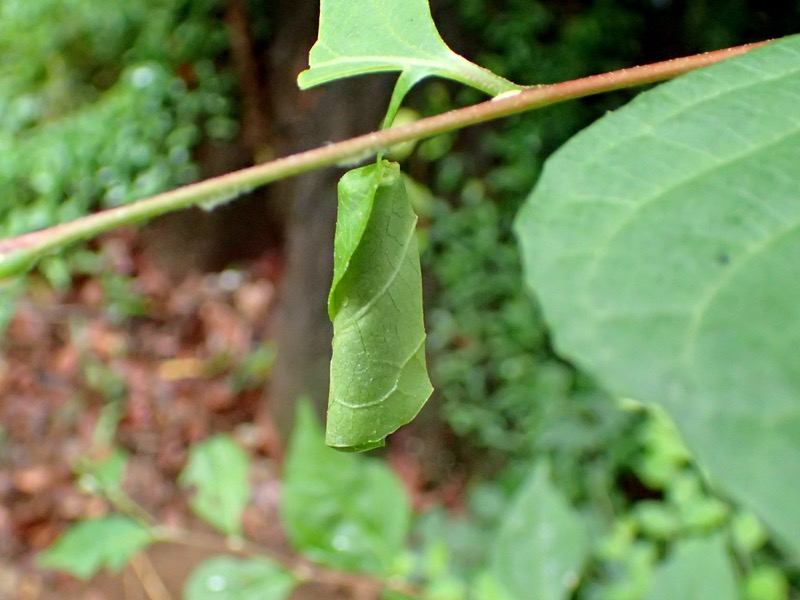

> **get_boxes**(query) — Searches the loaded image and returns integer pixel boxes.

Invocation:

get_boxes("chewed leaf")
[297,0,520,97]
[327,161,432,451]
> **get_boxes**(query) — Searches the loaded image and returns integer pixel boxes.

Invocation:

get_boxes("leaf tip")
[296,68,314,90]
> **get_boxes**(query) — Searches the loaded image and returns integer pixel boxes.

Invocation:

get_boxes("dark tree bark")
[262,0,393,438]
[143,0,455,444]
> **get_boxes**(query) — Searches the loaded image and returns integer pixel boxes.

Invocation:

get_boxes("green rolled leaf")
[327,161,432,451]
[515,35,800,555]
[297,0,520,97]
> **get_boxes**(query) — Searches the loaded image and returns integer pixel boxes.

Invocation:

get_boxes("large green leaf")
[37,516,154,579]
[328,161,432,451]
[645,536,738,600]
[515,35,800,555]
[491,461,589,600]
[184,556,296,600]
[179,434,251,536]
[297,0,520,97]
[281,401,411,574]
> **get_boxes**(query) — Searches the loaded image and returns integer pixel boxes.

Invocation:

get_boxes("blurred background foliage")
[0,0,236,220]
[1,0,799,597]
[0,0,239,328]
[415,0,800,596]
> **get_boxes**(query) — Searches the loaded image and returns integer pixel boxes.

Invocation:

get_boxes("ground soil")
[0,228,388,599]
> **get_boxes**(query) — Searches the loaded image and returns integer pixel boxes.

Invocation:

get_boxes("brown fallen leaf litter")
[0,228,325,599]
[0,224,470,600]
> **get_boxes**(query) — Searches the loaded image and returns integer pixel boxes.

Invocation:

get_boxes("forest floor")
[0,227,438,600]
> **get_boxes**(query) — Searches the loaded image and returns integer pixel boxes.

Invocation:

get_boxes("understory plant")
[0,0,237,328]
[38,401,794,599]
[5,0,800,598]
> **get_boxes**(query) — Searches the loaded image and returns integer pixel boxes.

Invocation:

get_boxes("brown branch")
[0,39,770,274]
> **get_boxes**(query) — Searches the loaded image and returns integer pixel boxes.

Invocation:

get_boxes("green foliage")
[491,461,590,600]
[21,1,800,598]
[281,402,411,574]
[228,343,276,392]
[743,566,790,600]
[184,556,296,600]
[0,0,233,236]
[297,0,519,97]
[424,185,620,457]
[0,0,235,327]
[179,434,251,536]
[328,162,432,450]
[1,64,193,235]
[420,0,655,461]
[78,447,129,495]
[580,406,778,600]
[516,34,800,555]
[644,536,737,600]
[36,415,796,599]
[410,484,510,593]
[37,516,154,579]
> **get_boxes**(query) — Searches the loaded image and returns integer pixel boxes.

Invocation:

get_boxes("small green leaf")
[516,34,800,555]
[80,446,129,493]
[328,161,433,450]
[38,516,153,580]
[184,556,296,600]
[645,535,738,600]
[491,461,589,600]
[281,401,411,574]
[298,0,520,97]
[179,434,251,536]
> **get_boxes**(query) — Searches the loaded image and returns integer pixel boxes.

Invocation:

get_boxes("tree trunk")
[263,0,393,439]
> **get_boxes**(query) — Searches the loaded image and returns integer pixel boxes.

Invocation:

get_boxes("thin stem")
[158,526,423,597]
[436,57,524,96]
[129,553,173,600]
[91,467,422,596]
[106,488,160,527]
[0,40,767,277]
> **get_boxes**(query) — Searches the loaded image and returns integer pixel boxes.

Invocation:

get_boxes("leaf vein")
[331,335,426,410]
